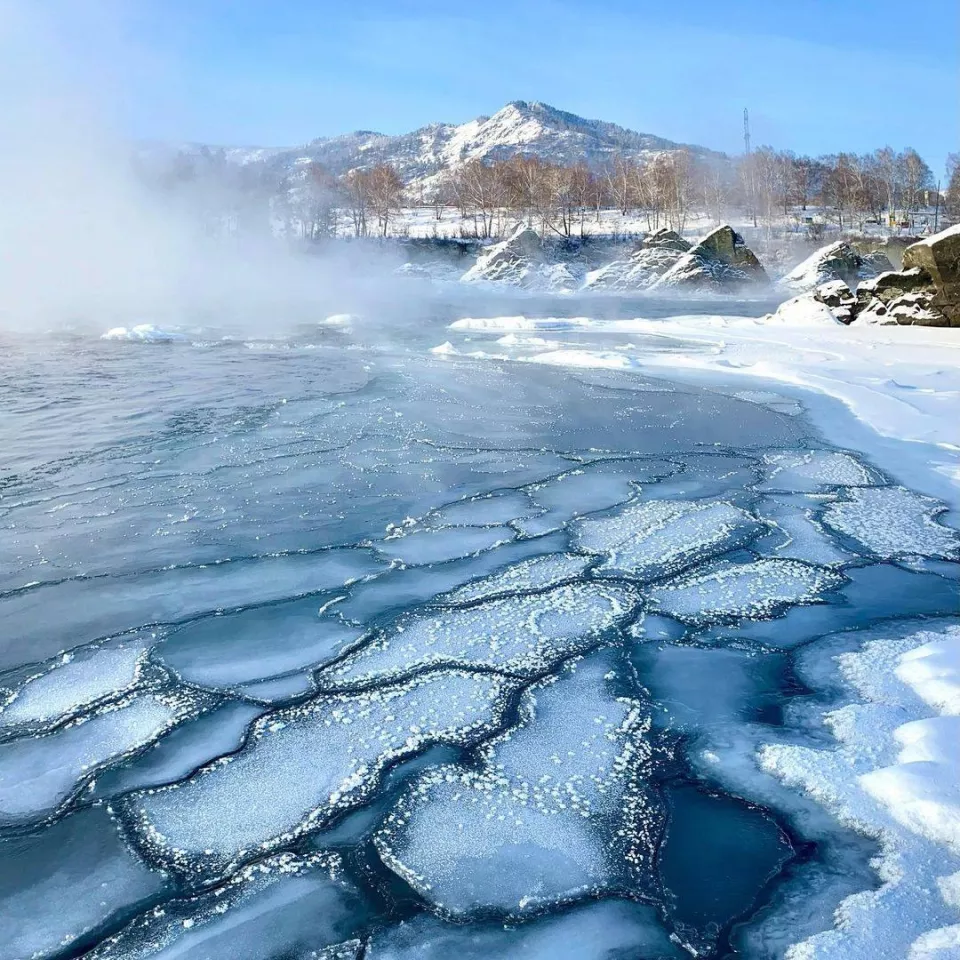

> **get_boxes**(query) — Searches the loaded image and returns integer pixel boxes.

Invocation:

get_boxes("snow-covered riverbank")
[437,307,960,957]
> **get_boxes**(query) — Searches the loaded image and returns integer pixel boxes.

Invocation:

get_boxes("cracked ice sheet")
[315,582,639,690]
[366,899,682,959]
[427,491,542,528]
[754,494,853,567]
[375,652,659,919]
[516,459,679,537]
[822,486,959,560]
[575,498,763,581]
[0,690,201,826]
[0,636,149,732]
[0,547,384,669]
[156,600,364,690]
[376,525,515,566]
[123,670,516,878]
[758,450,882,493]
[440,553,593,605]
[648,558,844,625]
[84,852,368,960]
[761,626,960,960]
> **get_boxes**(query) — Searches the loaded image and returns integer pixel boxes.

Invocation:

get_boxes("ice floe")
[575,498,763,581]
[123,670,516,877]
[155,601,364,691]
[0,690,201,825]
[758,450,882,492]
[648,558,844,625]
[427,491,541,528]
[376,525,515,566]
[315,582,639,690]
[822,486,959,559]
[366,898,681,958]
[440,553,593,605]
[375,653,658,917]
[102,324,186,343]
[0,636,150,732]
[84,852,367,960]
[449,316,594,333]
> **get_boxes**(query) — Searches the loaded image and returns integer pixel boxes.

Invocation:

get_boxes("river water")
[0,294,957,960]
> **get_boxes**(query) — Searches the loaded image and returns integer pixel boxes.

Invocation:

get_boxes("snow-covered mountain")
[151,101,723,193]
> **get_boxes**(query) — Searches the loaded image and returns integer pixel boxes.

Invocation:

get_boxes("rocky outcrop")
[901,225,960,324]
[781,227,960,327]
[583,229,691,290]
[461,226,545,286]
[649,226,768,291]
[813,280,857,324]
[459,226,585,291]
[781,240,893,293]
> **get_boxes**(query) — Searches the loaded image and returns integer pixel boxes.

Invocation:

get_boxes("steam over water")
[0,300,957,960]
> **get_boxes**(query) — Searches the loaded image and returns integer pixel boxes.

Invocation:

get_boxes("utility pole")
[743,108,756,227]
[933,179,941,233]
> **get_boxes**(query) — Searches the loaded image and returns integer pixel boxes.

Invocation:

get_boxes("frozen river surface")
[0,299,957,959]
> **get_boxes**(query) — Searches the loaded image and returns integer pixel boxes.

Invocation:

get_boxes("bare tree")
[946,153,960,221]
[342,169,371,237]
[367,164,404,237]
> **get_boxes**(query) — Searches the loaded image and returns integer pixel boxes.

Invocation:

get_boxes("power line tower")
[743,108,756,226]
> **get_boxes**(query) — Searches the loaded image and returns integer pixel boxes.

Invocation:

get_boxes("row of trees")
[741,146,940,230]
[148,141,956,243]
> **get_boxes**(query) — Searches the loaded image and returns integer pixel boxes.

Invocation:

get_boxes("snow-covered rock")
[649,226,768,291]
[781,241,893,293]
[583,229,690,291]
[763,294,844,326]
[814,280,858,323]
[902,224,960,325]
[460,226,584,291]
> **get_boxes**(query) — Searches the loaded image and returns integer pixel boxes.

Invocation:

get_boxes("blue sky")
[49,0,960,172]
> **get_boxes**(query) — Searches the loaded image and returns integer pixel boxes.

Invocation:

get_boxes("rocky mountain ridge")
[148,101,723,195]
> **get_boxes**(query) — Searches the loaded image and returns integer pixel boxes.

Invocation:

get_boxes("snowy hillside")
[152,101,723,194]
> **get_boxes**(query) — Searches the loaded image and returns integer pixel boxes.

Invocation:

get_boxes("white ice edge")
[440,311,960,489]
[761,627,960,959]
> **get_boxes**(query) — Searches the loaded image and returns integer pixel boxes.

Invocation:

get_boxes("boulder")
[638,228,691,253]
[781,240,891,293]
[813,280,857,324]
[854,267,933,311]
[853,292,952,327]
[649,226,768,291]
[765,293,844,326]
[901,225,960,324]
[461,226,544,286]
[460,226,582,291]
[584,242,686,291]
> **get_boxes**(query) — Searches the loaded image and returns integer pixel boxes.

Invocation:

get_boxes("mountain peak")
[191,103,723,193]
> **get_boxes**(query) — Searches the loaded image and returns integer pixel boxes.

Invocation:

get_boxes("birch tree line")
[152,142,947,242]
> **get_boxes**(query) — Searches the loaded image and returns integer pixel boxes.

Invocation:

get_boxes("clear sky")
[33,0,960,174]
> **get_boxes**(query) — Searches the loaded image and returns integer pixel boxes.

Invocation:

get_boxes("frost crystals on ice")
[575,498,762,581]
[648,558,844,625]
[315,583,639,689]
[123,670,516,877]
[375,653,659,918]
[822,486,959,560]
